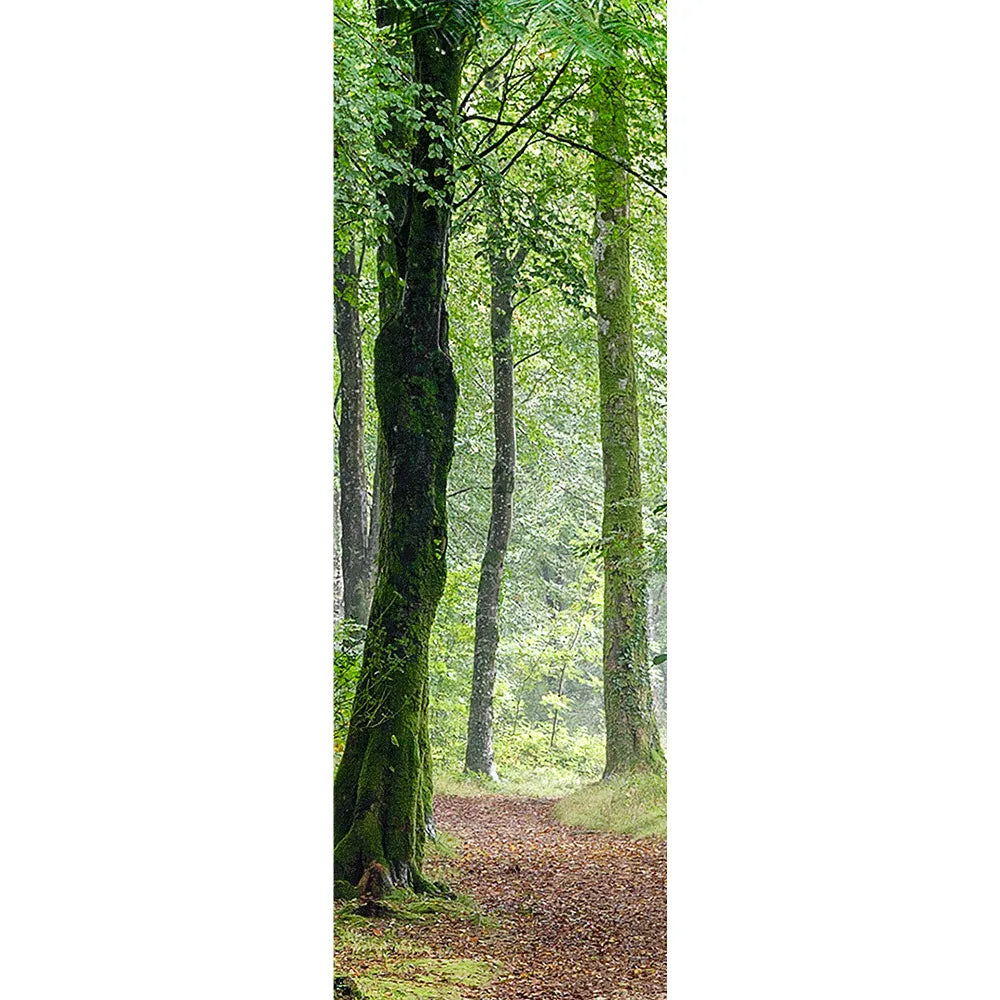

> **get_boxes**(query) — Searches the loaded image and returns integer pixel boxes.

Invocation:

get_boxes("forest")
[334,1,666,997]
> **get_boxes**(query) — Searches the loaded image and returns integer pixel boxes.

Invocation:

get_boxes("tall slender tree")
[333,0,384,627]
[334,0,478,893]
[591,52,664,777]
[464,237,527,780]
[335,242,376,625]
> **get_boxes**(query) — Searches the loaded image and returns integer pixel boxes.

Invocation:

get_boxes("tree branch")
[474,60,572,159]
[454,80,584,211]
[458,41,518,115]
[463,115,667,199]
[447,484,490,498]
[513,347,544,368]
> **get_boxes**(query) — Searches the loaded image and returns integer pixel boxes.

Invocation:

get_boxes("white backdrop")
[669,1,1000,996]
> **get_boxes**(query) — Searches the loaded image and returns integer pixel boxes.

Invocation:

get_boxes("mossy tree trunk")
[334,1,475,892]
[464,244,526,780]
[335,242,374,625]
[591,59,665,778]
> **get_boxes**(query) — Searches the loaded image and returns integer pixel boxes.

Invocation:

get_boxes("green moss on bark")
[335,2,474,893]
[591,59,665,779]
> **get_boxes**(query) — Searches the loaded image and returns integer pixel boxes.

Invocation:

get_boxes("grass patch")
[335,914,425,957]
[426,830,460,859]
[355,957,495,999]
[435,766,592,799]
[335,887,499,1000]
[335,887,489,928]
[552,771,667,839]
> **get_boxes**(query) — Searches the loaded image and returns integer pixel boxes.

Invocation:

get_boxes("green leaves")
[496,0,667,67]
[541,690,570,712]
[335,0,667,779]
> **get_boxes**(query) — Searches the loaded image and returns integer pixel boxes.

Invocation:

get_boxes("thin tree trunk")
[550,661,567,749]
[334,3,472,893]
[591,58,665,778]
[365,439,382,589]
[651,575,667,718]
[335,242,372,625]
[464,247,524,779]
[334,476,344,621]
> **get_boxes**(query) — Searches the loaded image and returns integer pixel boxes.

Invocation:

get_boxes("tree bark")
[464,247,524,780]
[550,660,567,749]
[334,476,345,620]
[364,439,382,589]
[335,243,373,625]
[591,59,665,778]
[334,3,473,892]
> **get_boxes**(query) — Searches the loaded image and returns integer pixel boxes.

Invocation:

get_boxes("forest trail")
[420,793,667,1000]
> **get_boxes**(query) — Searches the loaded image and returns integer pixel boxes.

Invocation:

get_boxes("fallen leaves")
[421,794,667,1000]
[335,793,667,999]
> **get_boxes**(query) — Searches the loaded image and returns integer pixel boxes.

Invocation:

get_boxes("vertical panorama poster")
[334,1,667,996]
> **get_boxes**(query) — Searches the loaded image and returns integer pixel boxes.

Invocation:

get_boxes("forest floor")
[335,793,666,1000]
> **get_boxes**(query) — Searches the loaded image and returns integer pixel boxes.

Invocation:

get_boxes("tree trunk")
[651,576,667,722]
[550,661,567,749]
[334,476,344,621]
[335,243,372,625]
[591,59,665,778]
[464,248,523,780]
[334,4,473,893]
[364,439,382,589]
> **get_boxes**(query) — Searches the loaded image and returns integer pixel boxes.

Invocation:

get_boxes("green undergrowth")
[334,884,486,924]
[428,830,459,858]
[422,829,463,889]
[552,771,667,839]
[335,911,497,1000]
[434,765,591,799]
[335,869,499,1000]
[353,957,495,1000]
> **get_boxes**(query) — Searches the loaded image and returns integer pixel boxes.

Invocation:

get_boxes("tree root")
[412,870,455,898]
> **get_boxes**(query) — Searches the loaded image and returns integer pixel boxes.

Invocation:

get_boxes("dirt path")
[417,794,667,1000]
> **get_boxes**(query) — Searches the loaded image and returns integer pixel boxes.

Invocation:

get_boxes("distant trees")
[334,0,478,893]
